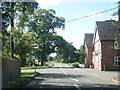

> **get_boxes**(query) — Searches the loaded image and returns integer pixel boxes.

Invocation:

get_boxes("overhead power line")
[66,7,119,23]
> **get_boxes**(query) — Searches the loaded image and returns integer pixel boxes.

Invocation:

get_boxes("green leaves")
[55,36,80,63]
[29,9,65,65]
[1,2,65,66]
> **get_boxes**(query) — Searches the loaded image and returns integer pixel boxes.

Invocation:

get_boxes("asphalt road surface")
[25,63,119,90]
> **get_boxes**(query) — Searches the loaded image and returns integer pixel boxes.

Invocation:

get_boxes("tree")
[14,31,34,66]
[117,1,120,46]
[1,2,39,66]
[29,9,65,66]
[113,1,120,48]
[55,36,80,63]
[79,45,85,64]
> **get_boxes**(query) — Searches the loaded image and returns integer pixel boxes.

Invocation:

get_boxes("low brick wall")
[2,59,21,86]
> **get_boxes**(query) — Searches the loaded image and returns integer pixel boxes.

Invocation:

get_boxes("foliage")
[113,1,120,47]
[72,62,80,68]
[29,9,65,66]
[1,2,38,58]
[1,2,65,67]
[79,45,85,64]
[1,2,39,66]
[55,36,80,63]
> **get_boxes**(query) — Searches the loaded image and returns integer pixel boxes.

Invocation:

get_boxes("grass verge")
[21,63,54,70]
[3,71,40,88]
[21,66,48,70]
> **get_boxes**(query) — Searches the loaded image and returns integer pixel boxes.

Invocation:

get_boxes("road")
[24,63,119,90]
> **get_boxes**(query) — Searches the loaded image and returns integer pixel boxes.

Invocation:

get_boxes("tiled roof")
[95,20,119,40]
[84,33,94,47]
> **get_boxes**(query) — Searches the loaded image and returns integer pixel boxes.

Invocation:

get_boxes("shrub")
[72,62,79,67]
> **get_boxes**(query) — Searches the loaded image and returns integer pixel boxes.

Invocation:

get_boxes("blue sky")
[36,0,119,49]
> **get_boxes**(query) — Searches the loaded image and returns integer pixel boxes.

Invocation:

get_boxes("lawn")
[3,71,40,88]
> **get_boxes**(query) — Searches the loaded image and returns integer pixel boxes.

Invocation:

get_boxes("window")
[114,41,120,49]
[114,56,120,66]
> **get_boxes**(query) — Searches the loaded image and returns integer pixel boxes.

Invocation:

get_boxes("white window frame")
[114,41,120,49]
[114,56,120,66]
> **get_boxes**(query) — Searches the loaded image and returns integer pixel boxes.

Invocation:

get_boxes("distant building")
[84,33,94,68]
[92,20,120,71]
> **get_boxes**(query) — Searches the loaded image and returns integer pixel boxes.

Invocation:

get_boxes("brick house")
[92,20,120,71]
[84,33,94,68]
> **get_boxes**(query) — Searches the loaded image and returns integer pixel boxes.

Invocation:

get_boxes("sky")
[35,0,119,49]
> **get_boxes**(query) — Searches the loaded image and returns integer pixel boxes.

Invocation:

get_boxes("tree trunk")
[41,60,44,66]
[21,57,26,67]
[10,2,14,59]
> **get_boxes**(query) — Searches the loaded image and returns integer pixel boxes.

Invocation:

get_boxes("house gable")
[96,20,119,40]
[93,20,120,71]
[95,27,100,43]
[84,33,94,48]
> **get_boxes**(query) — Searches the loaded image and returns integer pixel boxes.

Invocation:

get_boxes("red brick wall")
[101,40,120,71]
[85,47,93,68]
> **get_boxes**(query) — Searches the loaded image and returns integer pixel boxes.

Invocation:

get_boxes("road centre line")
[74,68,85,72]
[59,63,68,76]
[62,70,68,76]
[70,78,79,82]
[59,63,62,71]
[74,84,81,90]
[59,63,79,81]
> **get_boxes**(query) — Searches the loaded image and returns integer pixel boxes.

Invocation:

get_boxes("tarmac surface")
[23,63,120,90]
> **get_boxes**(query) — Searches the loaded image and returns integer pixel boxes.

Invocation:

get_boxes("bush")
[72,62,80,67]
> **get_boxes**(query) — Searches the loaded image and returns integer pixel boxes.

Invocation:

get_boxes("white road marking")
[74,68,80,71]
[74,68,84,72]
[63,71,68,76]
[70,78,79,82]
[59,63,68,76]
[74,84,81,90]
[59,63,62,71]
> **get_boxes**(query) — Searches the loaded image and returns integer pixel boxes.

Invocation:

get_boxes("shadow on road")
[2,84,120,90]
[38,73,83,79]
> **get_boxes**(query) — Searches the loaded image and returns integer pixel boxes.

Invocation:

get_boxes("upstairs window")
[114,56,120,66]
[114,41,120,49]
